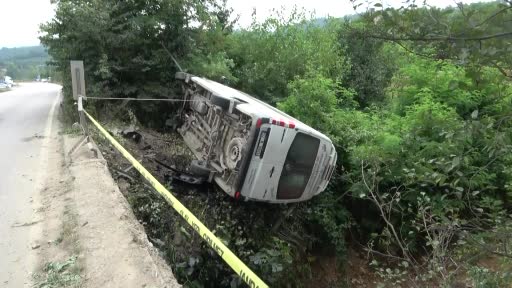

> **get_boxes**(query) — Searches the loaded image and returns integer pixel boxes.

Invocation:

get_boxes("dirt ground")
[29,121,179,287]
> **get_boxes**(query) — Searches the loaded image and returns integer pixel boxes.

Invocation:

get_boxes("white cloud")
[0,0,55,48]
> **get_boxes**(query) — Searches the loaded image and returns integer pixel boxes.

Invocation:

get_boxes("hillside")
[0,46,49,80]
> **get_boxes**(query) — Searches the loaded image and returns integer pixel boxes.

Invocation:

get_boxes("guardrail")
[81,107,268,288]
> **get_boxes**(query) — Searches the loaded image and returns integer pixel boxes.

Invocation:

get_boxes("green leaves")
[186,52,237,83]
[339,25,396,107]
[351,1,512,80]
[41,0,237,126]
[277,72,340,132]
[227,13,345,103]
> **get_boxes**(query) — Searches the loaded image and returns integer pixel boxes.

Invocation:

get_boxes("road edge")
[28,86,63,286]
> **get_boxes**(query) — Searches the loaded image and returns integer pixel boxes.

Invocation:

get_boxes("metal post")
[78,95,89,138]
[68,60,95,156]
[69,94,99,159]
[68,95,91,156]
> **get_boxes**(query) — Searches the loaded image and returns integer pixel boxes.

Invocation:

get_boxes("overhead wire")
[84,96,205,102]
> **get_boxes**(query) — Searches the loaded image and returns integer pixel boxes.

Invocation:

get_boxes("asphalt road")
[0,83,61,287]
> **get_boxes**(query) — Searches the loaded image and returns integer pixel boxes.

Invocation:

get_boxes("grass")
[34,202,84,287]
[33,256,83,288]
[58,123,82,136]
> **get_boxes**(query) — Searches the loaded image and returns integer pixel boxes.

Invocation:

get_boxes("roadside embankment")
[31,126,179,287]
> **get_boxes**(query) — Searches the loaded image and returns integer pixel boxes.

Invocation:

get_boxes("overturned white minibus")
[176,72,337,203]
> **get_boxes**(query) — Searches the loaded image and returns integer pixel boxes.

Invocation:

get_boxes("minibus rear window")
[277,133,320,199]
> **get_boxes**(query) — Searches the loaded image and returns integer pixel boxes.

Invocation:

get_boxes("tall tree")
[40,0,233,124]
[339,23,396,107]
[349,0,512,81]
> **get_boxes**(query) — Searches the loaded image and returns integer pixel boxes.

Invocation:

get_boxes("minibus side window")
[277,133,320,199]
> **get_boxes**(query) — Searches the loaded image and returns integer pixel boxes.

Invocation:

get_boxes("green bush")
[468,266,512,288]
[227,12,345,103]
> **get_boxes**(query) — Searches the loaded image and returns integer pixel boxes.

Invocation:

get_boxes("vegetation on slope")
[41,0,512,286]
[0,46,52,80]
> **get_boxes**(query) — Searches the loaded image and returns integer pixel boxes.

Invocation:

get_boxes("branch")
[361,161,418,266]
[473,6,512,29]
[363,246,409,262]
[452,4,512,37]
[392,40,435,59]
[455,1,467,18]
[368,31,512,42]
[466,236,512,259]
[492,61,512,79]
[160,42,183,72]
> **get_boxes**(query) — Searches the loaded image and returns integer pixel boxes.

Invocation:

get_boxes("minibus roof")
[191,76,331,142]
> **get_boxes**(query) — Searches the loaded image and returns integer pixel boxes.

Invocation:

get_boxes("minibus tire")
[210,94,230,111]
[190,160,210,177]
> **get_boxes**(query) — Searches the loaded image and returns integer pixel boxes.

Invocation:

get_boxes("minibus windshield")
[276,132,320,199]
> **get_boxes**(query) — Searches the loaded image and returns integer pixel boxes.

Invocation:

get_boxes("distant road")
[0,83,61,287]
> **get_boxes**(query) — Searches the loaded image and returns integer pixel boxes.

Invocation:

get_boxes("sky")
[0,0,492,48]
[0,0,55,48]
[228,0,492,27]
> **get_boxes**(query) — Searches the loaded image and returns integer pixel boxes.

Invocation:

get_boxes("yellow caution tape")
[83,110,268,288]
